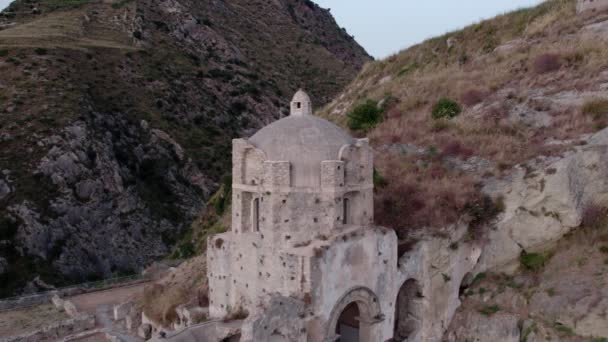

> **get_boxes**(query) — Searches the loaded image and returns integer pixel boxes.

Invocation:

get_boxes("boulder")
[113,301,134,321]
[445,311,520,342]
[476,127,608,273]
[138,323,152,340]
[51,294,64,309]
[175,304,208,327]
[0,179,10,200]
[63,300,79,318]
[126,306,142,331]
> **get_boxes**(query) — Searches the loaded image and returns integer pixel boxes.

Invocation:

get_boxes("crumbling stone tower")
[207,91,402,342]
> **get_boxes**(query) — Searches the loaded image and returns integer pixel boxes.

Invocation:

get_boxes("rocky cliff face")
[0,0,370,296]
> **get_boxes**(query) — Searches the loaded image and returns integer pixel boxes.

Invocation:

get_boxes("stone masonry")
[205,91,427,342]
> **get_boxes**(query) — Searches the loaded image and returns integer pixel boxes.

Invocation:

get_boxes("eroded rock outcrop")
[476,128,608,273]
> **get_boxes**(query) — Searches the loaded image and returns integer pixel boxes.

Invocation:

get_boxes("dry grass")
[0,304,68,338]
[139,255,209,326]
[0,3,137,50]
[320,0,608,231]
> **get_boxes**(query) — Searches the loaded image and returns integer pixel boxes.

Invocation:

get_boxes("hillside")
[317,0,608,340]
[321,0,608,236]
[0,0,370,297]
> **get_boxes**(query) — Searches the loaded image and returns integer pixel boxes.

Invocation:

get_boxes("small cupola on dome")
[249,90,354,187]
[290,89,312,116]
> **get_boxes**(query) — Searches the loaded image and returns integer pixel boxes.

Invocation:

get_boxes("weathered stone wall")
[396,224,482,341]
[577,0,608,13]
[308,226,398,341]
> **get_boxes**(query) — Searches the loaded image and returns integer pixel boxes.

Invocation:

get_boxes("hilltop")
[318,0,608,339]
[0,0,370,297]
[321,0,608,236]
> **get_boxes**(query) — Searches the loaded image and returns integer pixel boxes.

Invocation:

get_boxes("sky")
[0,0,546,58]
[314,0,545,58]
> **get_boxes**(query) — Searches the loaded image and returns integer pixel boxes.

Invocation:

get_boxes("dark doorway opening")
[394,279,422,341]
[336,302,360,342]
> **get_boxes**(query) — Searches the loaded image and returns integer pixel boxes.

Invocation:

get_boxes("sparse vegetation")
[431,98,461,120]
[478,304,500,316]
[460,89,486,107]
[581,204,608,229]
[317,0,605,234]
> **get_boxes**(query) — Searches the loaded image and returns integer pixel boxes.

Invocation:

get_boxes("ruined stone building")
[205,91,432,342]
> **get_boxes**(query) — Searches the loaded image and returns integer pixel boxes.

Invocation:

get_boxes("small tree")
[431,98,461,120]
[347,100,383,131]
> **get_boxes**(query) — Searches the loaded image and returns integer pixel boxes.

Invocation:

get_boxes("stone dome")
[249,91,354,187]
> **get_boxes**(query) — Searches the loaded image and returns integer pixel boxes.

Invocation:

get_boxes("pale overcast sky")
[314,0,545,58]
[0,0,545,58]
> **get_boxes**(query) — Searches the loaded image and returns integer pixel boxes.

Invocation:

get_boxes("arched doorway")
[393,279,423,341]
[336,302,360,341]
[327,287,383,342]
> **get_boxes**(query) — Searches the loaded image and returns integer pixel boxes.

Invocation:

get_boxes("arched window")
[252,197,260,232]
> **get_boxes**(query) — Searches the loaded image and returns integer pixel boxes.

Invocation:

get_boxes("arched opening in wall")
[394,279,423,341]
[343,192,359,225]
[252,197,260,232]
[343,198,350,225]
[241,192,253,232]
[336,302,360,342]
[328,287,381,342]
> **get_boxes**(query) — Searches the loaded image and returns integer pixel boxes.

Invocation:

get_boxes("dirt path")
[69,283,147,315]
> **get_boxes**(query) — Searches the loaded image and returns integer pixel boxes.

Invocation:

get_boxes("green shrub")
[211,176,232,216]
[0,49,8,57]
[112,0,133,9]
[347,100,383,131]
[582,98,608,123]
[592,338,608,342]
[178,242,195,258]
[7,57,20,65]
[478,304,500,316]
[373,168,387,188]
[34,48,47,55]
[397,62,419,77]
[520,251,547,272]
[553,322,575,336]
[431,98,461,120]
